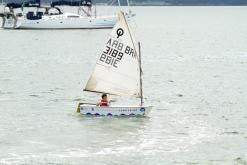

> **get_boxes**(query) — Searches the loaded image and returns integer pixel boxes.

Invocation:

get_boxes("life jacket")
[99,100,109,106]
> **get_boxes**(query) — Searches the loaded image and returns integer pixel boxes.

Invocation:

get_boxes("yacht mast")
[117,0,121,6]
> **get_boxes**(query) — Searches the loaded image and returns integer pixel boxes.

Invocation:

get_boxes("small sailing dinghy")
[77,11,152,116]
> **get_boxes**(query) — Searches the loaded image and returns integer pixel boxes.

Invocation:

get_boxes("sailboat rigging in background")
[0,0,134,29]
[77,11,152,116]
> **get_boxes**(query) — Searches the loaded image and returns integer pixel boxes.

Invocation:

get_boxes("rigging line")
[121,11,143,105]
[122,11,138,62]
[121,11,142,74]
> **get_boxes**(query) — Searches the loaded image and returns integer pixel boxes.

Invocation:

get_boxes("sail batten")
[84,12,141,98]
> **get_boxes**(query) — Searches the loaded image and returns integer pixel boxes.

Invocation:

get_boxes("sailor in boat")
[97,93,110,107]
[77,11,152,116]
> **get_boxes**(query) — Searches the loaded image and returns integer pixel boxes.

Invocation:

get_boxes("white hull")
[19,16,116,29]
[2,13,133,29]
[79,105,152,116]
[2,13,119,29]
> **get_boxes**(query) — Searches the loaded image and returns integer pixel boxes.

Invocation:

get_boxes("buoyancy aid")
[99,100,109,106]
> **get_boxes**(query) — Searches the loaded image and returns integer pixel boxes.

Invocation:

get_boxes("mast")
[117,0,121,6]
[126,0,130,11]
[126,0,129,6]
[122,11,143,105]
[94,2,96,18]
[138,42,143,106]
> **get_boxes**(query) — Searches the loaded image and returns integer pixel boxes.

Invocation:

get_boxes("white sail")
[84,11,140,98]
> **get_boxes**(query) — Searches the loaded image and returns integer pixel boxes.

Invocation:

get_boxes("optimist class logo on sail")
[99,37,137,68]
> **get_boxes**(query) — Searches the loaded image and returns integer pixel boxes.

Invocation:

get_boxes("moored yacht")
[0,0,134,29]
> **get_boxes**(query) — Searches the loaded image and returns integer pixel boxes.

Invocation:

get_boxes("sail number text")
[99,38,136,68]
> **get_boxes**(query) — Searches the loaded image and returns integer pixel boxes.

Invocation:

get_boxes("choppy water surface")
[0,6,247,164]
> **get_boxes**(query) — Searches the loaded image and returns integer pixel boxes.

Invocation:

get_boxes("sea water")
[0,6,247,164]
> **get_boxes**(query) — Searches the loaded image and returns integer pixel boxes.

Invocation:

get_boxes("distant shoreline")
[129,4,247,6]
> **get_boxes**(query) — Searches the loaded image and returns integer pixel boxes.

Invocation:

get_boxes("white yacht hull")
[2,14,118,29]
[79,105,152,116]
[18,16,116,29]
